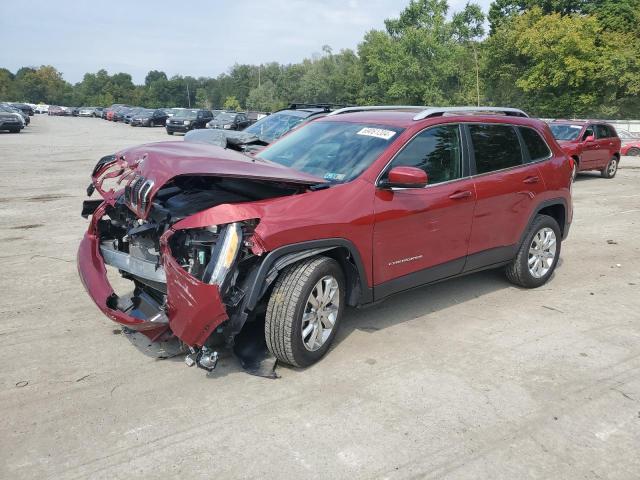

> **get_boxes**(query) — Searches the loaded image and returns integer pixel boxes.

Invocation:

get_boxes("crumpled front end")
[77,201,236,347]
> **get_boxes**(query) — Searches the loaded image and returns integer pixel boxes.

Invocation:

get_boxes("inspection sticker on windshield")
[356,127,396,140]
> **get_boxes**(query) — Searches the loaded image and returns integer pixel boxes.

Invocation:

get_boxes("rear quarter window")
[519,127,551,162]
[469,124,523,174]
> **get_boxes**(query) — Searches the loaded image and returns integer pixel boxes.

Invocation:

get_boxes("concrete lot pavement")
[1,116,639,479]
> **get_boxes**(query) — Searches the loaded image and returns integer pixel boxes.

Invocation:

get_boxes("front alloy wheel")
[301,276,340,351]
[265,256,345,367]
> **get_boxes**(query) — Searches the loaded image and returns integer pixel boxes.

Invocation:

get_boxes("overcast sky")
[0,0,493,84]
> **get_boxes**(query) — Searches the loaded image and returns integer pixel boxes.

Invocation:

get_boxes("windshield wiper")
[309,183,331,191]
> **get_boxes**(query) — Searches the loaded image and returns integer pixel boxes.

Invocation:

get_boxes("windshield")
[174,109,198,119]
[213,113,236,123]
[245,111,308,143]
[549,124,583,141]
[257,121,403,183]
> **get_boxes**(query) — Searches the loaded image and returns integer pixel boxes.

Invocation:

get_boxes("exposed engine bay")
[85,174,306,377]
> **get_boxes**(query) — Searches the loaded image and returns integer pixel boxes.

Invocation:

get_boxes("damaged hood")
[91,141,325,218]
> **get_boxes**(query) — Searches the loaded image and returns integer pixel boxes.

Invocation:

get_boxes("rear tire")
[265,256,345,368]
[506,214,561,288]
[167,131,174,135]
[626,147,639,157]
[601,157,618,178]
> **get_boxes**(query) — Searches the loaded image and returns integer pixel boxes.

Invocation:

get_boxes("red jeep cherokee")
[78,106,573,373]
[548,120,621,180]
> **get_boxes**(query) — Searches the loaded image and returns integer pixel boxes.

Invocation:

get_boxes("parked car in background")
[123,107,145,124]
[79,107,97,117]
[94,107,104,118]
[48,105,64,116]
[186,103,336,153]
[548,120,621,180]
[1,104,29,125]
[105,104,129,121]
[0,110,24,133]
[35,104,49,114]
[130,108,169,127]
[79,106,572,374]
[205,111,251,130]
[617,129,640,156]
[9,103,34,116]
[165,109,213,134]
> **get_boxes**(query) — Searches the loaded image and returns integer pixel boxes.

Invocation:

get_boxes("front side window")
[519,127,551,162]
[469,124,523,174]
[582,126,595,140]
[384,125,462,184]
[257,121,403,183]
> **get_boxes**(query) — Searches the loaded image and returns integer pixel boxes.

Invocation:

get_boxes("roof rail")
[327,105,429,116]
[412,106,528,120]
[287,103,352,112]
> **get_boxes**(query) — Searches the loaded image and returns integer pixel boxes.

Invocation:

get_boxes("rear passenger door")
[464,123,549,271]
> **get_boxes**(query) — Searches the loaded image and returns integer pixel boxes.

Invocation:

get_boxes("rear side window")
[386,125,462,185]
[595,124,610,139]
[519,127,551,162]
[469,124,523,174]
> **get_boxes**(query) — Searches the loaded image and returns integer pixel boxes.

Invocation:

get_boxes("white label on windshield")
[357,127,396,140]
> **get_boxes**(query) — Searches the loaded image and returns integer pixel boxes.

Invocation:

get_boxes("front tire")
[265,256,345,367]
[506,214,561,288]
[601,157,618,178]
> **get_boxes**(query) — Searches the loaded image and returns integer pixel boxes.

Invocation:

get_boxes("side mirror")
[584,135,595,142]
[380,166,428,189]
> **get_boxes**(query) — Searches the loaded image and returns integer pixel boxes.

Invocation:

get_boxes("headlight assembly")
[183,120,191,125]
[204,222,242,286]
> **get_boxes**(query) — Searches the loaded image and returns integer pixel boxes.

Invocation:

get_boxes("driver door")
[372,124,475,298]
[580,125,599,169]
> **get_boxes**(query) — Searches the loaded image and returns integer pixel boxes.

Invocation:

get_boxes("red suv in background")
[78,106,573,374]
[548,121,621,180]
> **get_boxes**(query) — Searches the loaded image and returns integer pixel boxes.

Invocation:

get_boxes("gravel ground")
[1,116,639,480]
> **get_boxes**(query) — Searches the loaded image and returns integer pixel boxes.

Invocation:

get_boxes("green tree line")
[1,0,638,118]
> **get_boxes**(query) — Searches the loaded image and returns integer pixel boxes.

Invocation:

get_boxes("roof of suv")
[319,106,533,128]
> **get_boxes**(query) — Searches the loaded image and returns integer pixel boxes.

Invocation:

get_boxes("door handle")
[449,190,473,200]
[523,176,540,184]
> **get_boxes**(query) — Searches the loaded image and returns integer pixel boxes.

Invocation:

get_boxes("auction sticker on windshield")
[357,127,397,141]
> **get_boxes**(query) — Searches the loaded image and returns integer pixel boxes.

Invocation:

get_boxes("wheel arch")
[519,199,569,248]
[244,238,372,313]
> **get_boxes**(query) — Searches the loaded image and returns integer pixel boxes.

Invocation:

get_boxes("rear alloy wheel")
[265,256,345,367]
[601,157,618,179]
[506,214,561,288]
[626,147,640,157]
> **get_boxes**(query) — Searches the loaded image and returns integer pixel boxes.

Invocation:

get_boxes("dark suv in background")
[130,109,169,127]
[206,112,251,130]
[166,109,213,135]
